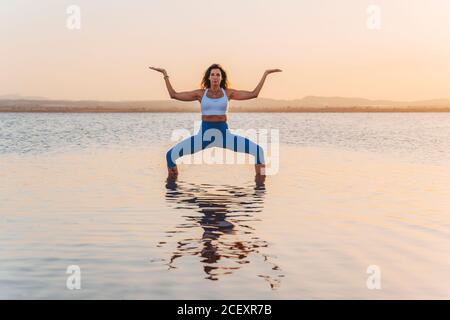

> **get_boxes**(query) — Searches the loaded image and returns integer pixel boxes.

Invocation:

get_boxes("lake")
[0,112,449,299]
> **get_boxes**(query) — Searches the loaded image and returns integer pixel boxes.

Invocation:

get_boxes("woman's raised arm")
[229,69,282,100]
[149,66,202,101]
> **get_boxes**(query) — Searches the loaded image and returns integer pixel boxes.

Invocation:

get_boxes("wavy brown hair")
[200,64,229,89]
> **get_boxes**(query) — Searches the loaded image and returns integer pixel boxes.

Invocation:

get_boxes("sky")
[2,0,450,101]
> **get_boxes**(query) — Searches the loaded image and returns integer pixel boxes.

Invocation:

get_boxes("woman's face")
[208,68,222,87]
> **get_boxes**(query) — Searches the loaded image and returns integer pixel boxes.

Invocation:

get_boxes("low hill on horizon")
[1,95,450,112]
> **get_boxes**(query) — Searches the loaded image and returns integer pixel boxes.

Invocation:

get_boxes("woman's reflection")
[158,180,284,290]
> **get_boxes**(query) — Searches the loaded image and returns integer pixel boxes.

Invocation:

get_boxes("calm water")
[1,112,449,299]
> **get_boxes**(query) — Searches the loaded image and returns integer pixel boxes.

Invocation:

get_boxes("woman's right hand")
[149,66,168,77]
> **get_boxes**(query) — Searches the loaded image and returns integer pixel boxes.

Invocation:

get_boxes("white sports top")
[201,88,228,115]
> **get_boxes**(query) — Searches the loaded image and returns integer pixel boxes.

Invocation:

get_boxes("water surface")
[1,113,449,299]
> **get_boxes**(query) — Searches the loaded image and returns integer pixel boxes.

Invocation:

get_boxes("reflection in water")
[158,181,284,289]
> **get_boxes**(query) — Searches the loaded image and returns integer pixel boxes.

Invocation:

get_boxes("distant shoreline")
[1,97,450,113]
[1,107,450,113]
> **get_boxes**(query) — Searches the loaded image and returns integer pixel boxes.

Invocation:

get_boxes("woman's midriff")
[202,115,227,122]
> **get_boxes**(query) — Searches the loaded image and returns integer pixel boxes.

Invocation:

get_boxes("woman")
[149,63,282,185]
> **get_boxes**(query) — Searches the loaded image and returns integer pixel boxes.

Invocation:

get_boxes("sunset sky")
[2,0,450,101]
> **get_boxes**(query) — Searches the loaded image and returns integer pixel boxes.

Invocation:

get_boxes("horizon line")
[2,95,450,103]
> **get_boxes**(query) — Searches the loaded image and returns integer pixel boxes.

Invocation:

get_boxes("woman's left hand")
[264,69,283,75]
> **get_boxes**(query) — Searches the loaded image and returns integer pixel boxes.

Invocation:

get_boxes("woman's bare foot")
[167,166,178,182]
[255,164,266,186]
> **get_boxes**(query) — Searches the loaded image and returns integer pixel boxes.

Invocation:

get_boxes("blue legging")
[166,121,265,168]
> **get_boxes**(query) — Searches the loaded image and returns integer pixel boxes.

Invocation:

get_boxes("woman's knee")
[166,149,173,160]
[166,148,177,167]
[241,138,265,164]
[255,144,265,164]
